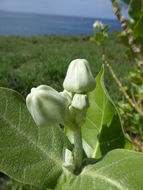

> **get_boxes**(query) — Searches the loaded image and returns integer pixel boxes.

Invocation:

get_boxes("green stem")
[73,126,83,173]
[102,55,143,117]
[111,0,143,66]
[102,43,105,55]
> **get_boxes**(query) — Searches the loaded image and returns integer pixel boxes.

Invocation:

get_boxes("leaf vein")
[1,110,62,166]
[82,171,127,190]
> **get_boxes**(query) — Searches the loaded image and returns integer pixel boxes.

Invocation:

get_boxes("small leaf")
[55,149,143,190]
[82,66,126,158]
[129,0,143,20]
[133,14,143,38]
[0,88,71,189]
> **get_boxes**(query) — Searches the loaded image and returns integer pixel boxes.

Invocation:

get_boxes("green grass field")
[0,32,133,103]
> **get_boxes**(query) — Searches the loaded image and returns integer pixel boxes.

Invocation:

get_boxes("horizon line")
[0,9,118,21]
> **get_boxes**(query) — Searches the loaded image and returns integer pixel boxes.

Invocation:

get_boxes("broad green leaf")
[82,66,126,158]
[55,149,143,190]
[129,0,143,20]
[0,88,71,189]
[133,14,143,38]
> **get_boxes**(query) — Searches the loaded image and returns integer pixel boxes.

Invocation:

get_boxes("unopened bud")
[63,59,96,93]
[93,20,103,30]
[69,94,89,126]
[26,85,69,126]
[60,90,72,105]
[71,94,89,110]
[63,149,74,171]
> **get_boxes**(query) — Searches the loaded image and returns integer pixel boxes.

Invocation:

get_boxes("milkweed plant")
[0,57,143,190]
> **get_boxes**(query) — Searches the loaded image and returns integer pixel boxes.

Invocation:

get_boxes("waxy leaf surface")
[82,66,125,158]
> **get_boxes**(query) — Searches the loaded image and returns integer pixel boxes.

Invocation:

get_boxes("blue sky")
[0,0,128,19]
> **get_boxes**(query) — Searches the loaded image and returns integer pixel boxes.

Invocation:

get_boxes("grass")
[0,32,133,102]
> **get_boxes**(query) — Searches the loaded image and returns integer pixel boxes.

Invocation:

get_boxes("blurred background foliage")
[91,0,143,149]
[0,33,132,100]
[118,0,143,146]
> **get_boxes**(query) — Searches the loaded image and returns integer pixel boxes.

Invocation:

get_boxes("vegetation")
[0,33,138,190]
[110,0,143,147]
[0,61,143,190]
[0,0,143,189]
[0,33,133,101]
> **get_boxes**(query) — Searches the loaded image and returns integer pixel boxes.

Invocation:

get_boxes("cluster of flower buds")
[62,59,96,127]
[91,20,109,46]
[93,20,104,31]
[26,59,96,128]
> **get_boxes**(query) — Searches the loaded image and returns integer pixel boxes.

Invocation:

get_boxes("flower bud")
[63,149,74,171]
[68,94,89,126]
[71,94,89,110]
[63,59,96,93]
[60,90,72,105]
[93,20,103,30]
[26,85,69,126]
[130,18,135,24]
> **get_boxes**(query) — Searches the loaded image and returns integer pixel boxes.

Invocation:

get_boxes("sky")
[0,0,128,19]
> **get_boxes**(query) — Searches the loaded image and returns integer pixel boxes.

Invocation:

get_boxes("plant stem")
[73,126,83,173]
[111,0,143,66]
[103,55,143,117]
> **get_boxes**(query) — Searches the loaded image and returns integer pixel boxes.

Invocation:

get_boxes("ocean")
[0,11,122,36]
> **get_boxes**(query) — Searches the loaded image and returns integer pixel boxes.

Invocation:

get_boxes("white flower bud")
[63,59,96,93]
[68,94,89,126]
[93,20,103,30]
[130,18,135,24]
[26,85,69,126]
[63,149,74,171]
[60,90,72,105]
[71,94,89,110]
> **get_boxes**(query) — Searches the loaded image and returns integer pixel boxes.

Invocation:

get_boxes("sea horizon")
[0,10,122,36]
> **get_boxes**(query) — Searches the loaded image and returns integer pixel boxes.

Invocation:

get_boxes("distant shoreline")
[0,10,118,21]
[0,11,122,36]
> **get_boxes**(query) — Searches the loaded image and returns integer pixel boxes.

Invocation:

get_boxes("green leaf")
[133,14,143,38]
[55,149,143,190]
[0,88,71,189]
[129,0,143,20]
[82,66,126,158]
